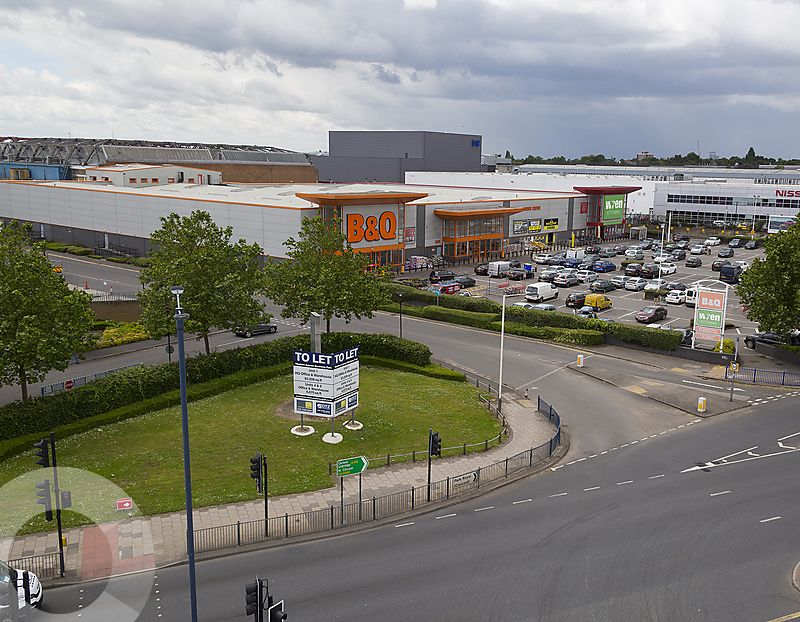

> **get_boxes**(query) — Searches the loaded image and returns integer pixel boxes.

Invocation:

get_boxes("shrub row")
[360,355,466,381]
[420,306,499,328]
[595,321,683,350]
[490,322,605,346]
[0,333,431,441]
[95,322,151,348]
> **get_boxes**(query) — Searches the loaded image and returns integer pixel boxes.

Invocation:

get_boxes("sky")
[2,0,800,160]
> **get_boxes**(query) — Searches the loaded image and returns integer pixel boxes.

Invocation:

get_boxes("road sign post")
[336,456,368,525]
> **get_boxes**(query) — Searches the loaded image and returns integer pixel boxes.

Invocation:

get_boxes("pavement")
[1,393,556,583]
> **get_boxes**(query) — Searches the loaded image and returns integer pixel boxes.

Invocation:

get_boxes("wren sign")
[693,286,728,346]
[293,347,360,417]
[602,195,624,225]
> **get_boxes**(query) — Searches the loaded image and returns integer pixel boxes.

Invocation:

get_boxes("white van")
[685,288,697,307]
[525,282,558,303]
[565,249,585,260]
[488,261,512,278]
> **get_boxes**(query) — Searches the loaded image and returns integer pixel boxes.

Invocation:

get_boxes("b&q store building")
[0,169,639,265]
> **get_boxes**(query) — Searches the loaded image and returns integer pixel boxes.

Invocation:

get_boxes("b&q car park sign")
[693,288,727,344]
[345,208,398,246]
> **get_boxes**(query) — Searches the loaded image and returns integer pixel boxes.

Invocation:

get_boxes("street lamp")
[497,289,523,415]
[171,285,198,622]
[398,292,403,339]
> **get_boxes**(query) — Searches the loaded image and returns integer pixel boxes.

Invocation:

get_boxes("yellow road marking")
[767,611,800,621]
[624,385,648,395]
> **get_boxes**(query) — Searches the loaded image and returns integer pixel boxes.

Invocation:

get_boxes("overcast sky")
[2,0,799,159]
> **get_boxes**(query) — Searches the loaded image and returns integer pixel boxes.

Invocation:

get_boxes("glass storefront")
[441,215,505,261]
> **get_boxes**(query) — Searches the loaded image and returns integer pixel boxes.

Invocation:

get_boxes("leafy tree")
[139,211,267,354]
[264,215,388,332]
[737,219,800,334]
[0,221,94,400]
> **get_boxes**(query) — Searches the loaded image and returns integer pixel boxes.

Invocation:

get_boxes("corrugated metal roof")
[217,150,308,164]
[101,145,214,163]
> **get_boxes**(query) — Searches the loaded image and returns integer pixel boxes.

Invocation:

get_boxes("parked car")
[734,260,750,271]
[704,237,722,246]
[670,249,686,260]
[665,289,687,304]
[429,269,456,283]
[658,262,677,275]
[546,254,568,266]
[597,248,615,258]
[585,245,602,254]
[538,268,560,282]
[553,271,580,287]
[575,306,598,319]
[233,322,278,337]
[728,238,744,248]
[625,249,645,260]
[453,275,476,288]
[673,233,692,242]
[744,240,758,250]
[592,260,617,272]
[635,305,668,323]
[690,244,707,255]
[610,275,630,288]
[624,263,642,276]
[532,303,557,311]
[525,282,559,303]
[639,264,658,279]
[625,277,648,291]
[474,263,489,275]
[1,559,43,609]
[644,278,669,292]
[512,302,536,310]
[590,279,616,293]
[718,248,734,258]
[719,264,744,284]
[712,220,728,227]
[584,293,613,311]
[675,240,690,249]
[508,269,534,281]
[653,253,673,264]
[613,244,628,255]
[575,270,598,283]
[533,253,553,264]
[565,291,589,308]
[745,331,800,348]
[562,257,582,268]
[665,281,687,291]
[640,239,654,249]
[685,256,703,268]
[711,259,732,272]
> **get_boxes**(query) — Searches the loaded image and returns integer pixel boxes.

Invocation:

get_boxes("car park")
[728,238,744,248]
[575,270,598,283]
[584,293,613,310]
[590,279,616,293]
[429,269,456,283]
[545,254,567,265]
[592,260,616,272]
[744,240,758,250]
[473,263,489,275]
[644,278,669,292]
[508,269,534,281]
[565,291,589,308]
[658,262,677,275]
[613,245,628,255]
[639,264,658,279]
[624,263,642,276]
[663,242,677,252]
[704,237,721,246]
[719,264,744,284]
[525,282,559,303]
[453,275,477,288]
[233,322,278,337]
[553,271,580,287]
[670,249,686,260]
[538,268,561,282]
[711,259,732,272]
[562,257,582,268]
[690,244,707,255]
[673,233,692,242]
[625,277,647,291]
[675,240,690,249]
[575,306,598,319]
[640,239,654,249]
[718,248,734,258]
[533,253,553,264]
[665,289,686,304]
[585,245,602,254]
[635,305,668,323]
[685,256,702,268]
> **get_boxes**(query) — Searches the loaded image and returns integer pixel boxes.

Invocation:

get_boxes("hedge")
[490,322,605,346]
[420,306,499,329]
[714,338,736,354]
[377,303,427,318]
[593,321,683,350]
[65,245,93,256]
[505,305,588,329]
[0,333,431,442]
[359,355,466,381]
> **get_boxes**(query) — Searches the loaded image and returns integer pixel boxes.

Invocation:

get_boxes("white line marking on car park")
[709,490,731,497]
[601,450,608,455]
[395,522,415,528]
[549,492,568,498]
[617,480,634,486]
[620,443,629,448]
[589,454,598,458]
[474,506,494,512]
[659,431,667,435]
[610,447,619,451]
[513,498,532,505]
[566,460,576,465]
[735,328,741,334]
[760,516,781,523]
[576,457,586,462]
[584,487,600,492]
[649,474,665,479]
[435,513,457,520]
[630,440,638,444]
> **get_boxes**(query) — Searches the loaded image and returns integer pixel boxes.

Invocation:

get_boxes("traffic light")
[245,578,262,621]
[430,431,442,457]
[250,453,263,494]
[267,599,287,621]
[35,480,53,522]
[33,438,50,468]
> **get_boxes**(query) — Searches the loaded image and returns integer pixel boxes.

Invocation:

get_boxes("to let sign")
[336,456,369,477]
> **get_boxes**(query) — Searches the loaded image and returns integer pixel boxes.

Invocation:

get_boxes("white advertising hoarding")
[292,347,360,417]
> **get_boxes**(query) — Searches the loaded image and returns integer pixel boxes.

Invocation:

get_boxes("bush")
[128,257,150,268]
[780,345,800,354]
[421,306,499,328]
[65,245,93,256]
[714,338,736,354]
[44,242,70,252]
[95,322,151,348]
[643,289,669,300]
[88,254,105,260]
[377,303,427,318]
[505,305,589,329]
[360,355,466,381]
[107,256,132,264]
[599,321,683,350]
[490,322,605,346]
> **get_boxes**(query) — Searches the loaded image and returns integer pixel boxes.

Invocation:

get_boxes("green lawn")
[0,367,501,527]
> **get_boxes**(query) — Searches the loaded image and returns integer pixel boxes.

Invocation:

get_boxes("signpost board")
[116,498,133,511]
[336,456,369,477]
[602,195,625,225]
[292,347,360,417]
[693,286,728,347]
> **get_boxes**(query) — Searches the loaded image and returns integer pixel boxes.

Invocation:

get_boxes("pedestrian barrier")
[8,552,61,583]
[724,366,800,387]
[40,363,141,397]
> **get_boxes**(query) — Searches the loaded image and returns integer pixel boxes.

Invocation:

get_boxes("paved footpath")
[2,396,555,582]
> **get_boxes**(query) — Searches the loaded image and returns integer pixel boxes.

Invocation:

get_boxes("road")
[33,397,800,621]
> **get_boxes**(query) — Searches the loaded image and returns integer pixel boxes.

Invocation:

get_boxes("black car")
[673,233,692,242]
[685,256,702,268]
[508,269,534,281]
[508,260,523,269]
[474,263,489,276]
[718,248,734,258]
[234,322,278,337]
[565,291,589,308]
[585,245,602,254]
[635,306,668,324]
[728,238,744,248]
[640,239,655,249]
[711,259,732,272]
[590,279,616,293]
[639,264,658,279]
[453,275,476,288]
[613,245,628,255]
[663,242,677,252]
[429,269,456,283]
[745,332,800,348]
[546,255,567,266]
[665,281,687,291]
[624,263,642,276]
[744,240,758,250]
[670,249,686,260]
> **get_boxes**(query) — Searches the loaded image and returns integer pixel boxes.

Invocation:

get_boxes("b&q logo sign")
[698,291,725,310]
[346,211,397,244]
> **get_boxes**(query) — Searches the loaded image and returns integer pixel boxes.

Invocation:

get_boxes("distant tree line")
[508,147,800,168]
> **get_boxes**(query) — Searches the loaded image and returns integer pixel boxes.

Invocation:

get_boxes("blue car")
[591,260,617,273]
[562,258,581,268]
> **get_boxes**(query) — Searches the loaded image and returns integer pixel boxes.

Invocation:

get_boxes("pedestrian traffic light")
[245,578,262,620]
[430,431,442,457]
[35,480,53,522]
[33,438,50,468]
[267,599,287,621]
[250,453,263,494]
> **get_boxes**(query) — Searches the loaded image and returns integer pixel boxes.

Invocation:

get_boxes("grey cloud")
[370,63,401,83]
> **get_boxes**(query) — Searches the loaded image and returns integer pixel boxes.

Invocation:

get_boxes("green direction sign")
[696,309,723,329]
[336,456,369,477]
[602,194,624,225]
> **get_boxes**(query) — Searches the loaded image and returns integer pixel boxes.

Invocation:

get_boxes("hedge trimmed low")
[491,322,605,346]
[360,355,466,381]
[420,306,499,328]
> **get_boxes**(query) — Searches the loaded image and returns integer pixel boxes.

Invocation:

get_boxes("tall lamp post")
[497,290,522,415]
[398,293,403,339]
[171,286,198,622]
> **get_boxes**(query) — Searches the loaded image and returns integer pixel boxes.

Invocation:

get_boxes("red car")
[635,306,668,324]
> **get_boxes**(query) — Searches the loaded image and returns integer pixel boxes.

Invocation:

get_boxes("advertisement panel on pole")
[602,195,624,225]
[767,215,796,234]
[292,347,360,417]
[693,287,727,344]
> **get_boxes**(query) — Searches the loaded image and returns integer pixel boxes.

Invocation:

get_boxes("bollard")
[577,354,585,368]
[524,388,529,400]
[697,396,707,413]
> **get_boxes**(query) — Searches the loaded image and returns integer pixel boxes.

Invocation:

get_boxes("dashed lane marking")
[766,609,800,621]
[549,492,568,498]
[513,498,532,505]
[617,480,634,486]
[435,513,457,520]
[709,490,731,497]
[474,506,494,512]
[760,516,782,524]
[584,487,600,492]
[395,522,415,528]
[649,474,666,479]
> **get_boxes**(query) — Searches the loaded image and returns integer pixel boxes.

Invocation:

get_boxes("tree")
[737,219,800,334]
[0,221,94,400]
[139,211,267,355]
[264,215,388,332]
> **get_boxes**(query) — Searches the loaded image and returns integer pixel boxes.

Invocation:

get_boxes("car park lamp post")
[171,285,199,622]
[498,290,523,415]
[398,293,403,339]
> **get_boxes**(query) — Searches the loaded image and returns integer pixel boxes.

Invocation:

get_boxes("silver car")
[625,277,648,291]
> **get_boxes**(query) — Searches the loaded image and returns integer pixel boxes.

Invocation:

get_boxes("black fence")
[194,398,563,555]
[725,366,800,387]
[8,552,61,583]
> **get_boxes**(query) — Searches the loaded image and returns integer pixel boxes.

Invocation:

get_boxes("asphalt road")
[33,396,800,621]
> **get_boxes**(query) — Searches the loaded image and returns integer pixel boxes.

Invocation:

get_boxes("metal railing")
[194,399,563,555]
[8,552,61,582]
[724,366,800,387]
[40,363,141,397]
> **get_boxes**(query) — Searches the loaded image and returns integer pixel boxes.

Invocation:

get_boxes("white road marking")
[550,465,564,471]
[600,450,608,455]
[513,498,532,505]
[649,474,666,479]
[709,490,731,497]
[682,447,800,473]
[659,431,667,435]
[716,446,759,462]
[435,513,457,520]
[584,486,600,492]
[620,443,629,448]
[630,440,638,444]
[760,516,782,523]
[610,447,618,451]
[549,492,568,498]
[681,379,724,390]
[576,457,587,462]
[474,506,494,512]
[617,480,634,486]
[216,339,252,347]
[735,328,741,334]
[566,460,576,465]
[589,454,598,458]
[395,522,415,528]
